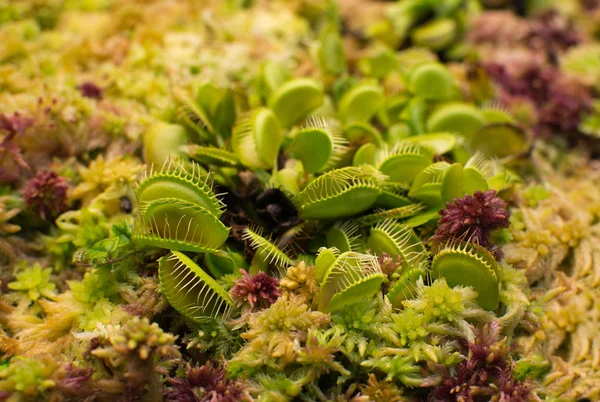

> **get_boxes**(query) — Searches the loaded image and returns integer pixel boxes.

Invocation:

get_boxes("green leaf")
[411,18,457,51]
[441,163,464,203]
[426,103,485,140]
[470,123,529,158]
[268,78,324,128]
[338,83,385,123]
[408,63,456,101]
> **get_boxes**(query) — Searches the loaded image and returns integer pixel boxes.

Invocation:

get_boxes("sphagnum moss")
[0,1,599,401]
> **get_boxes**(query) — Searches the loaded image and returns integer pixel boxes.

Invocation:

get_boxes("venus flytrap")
[142,122,188,168]
[337,83,385,124]
[409,161,451,208]
[479,103,518,125]
[173,83,235,146]
[343,120,385,146]
[316,250,386,313]
[313,23,346,77]
[367,219,428,267]
[408,62,459,102]
[399,96,429,135]
[374,0,471,55]
[231,108,283,170]
[136,199,229,253]
[432,241,501,311]
[183,144,240,168]
[463,152,496,194]
[352,142,378,167]
[268,78,325,128]
[295,165,387,220]
[325,220,361,252]
[286,117,348,174]
[204,247,248,279]
[135,159,223,216]
[375,143,434,185]
[387,262,429,309]
[159,251,233,322]
[173,87,217,143]
[372,183,413,209]
[470,122,529,158]
[242,225,294,275]
[411,18,458,51]
[426,102,486,139]
[358,44,400,79]
[133,159,229,253]
[400,132,458,155]
[254,61,293,104]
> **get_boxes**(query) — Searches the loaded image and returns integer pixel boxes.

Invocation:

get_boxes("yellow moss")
[512,152,600,401]
[70,155,143,213]
[280,261,320,307]
[233,294,329,368]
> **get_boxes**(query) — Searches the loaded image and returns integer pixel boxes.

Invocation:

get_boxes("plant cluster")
[0,1,598,401]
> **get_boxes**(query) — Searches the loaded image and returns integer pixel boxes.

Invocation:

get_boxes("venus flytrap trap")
[173,83,235,147]
[183,144,240,168]
[372,182,411,207]
[401,132,458,155]
[142,122,189,168]
[408,161,451,207]
[411,18,458,51]
[366,219,428,267]
[408,62,460,102]
[136,198,229,252]
[387,262,429,309]
[133,159,228,253]
[337,83,385,124]
[295,165,387,220]
[324,220,361,253]
[242,225,294,275]
[375,142,433,185]
[316,250,386,313]
[471,122,530,158]
[159,251,232,322]
[286,117,348,174]
[312,12,346,78]
[426,102,486,140]
[173,86,215,140]
[268,78,325,129]
[432,241,501,310]
[372,0,472,55]
[232,108,283,170]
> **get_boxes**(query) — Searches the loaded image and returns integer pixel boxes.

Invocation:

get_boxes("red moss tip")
[435,322,534,402]
[78,82,104,100]
[231,269,281,309]
[23,170,70,219]
[434,190,510,249]
[527,9,581,51]
[166,361,245,402]
[0,112,34,138]
[485,62,592,138]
